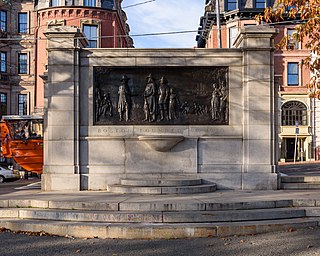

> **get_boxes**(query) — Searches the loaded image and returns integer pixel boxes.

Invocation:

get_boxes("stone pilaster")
[234,26,279,189]
[42,27,88,191]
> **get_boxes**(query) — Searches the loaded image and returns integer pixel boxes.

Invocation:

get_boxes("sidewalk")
[2,187,320,204]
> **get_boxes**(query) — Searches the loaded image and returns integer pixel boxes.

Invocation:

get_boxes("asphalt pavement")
[0,178,40,195]
[0,227,320,256]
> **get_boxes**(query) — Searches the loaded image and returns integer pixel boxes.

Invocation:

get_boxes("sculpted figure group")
[95,73,228,124]
[143,74,176,122]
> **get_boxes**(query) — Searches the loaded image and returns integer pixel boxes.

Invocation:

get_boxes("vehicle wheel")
[0,175,4,183]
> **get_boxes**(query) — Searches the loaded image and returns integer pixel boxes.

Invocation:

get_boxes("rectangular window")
[287,62,299,86]
[83,25,98,48]
[227,0,237,11]
[84,0,96,7]
[229,26,238,48]
[287,28,298,49]
[0,10,7,32]
[18,94,28,115]
[0,93,7,118]
[50,0,62,6]
[282,109,307,126]
[65,0,74,5]
[255,0,266,8]
[0,52,6,73]
[18,53,28,74]
[18,13,28,33]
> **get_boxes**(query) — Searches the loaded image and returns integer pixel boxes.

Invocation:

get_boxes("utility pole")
[215,0,222,48]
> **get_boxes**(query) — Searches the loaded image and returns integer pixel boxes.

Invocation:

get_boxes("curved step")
[107,184,216,194]
[0,198,295,212]
[0,217,317,239]
[5,207,305,223]
[120,178,202,187]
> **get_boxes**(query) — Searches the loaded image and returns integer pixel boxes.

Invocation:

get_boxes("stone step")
[281,183,320,190]
[119,199,294,212]
[0,207,306,223]
[304,207,320,217]
[281,176,320,183]
[120,178,202,187]
[107,184,217,194]
[0,217,318,239]
[162,208,305,223]
[0,199,295,212]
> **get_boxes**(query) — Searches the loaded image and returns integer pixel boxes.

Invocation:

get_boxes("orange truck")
[0,116,43,174]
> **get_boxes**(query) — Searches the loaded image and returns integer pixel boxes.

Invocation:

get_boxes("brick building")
[0,0,132,117]
[197,0,314,162]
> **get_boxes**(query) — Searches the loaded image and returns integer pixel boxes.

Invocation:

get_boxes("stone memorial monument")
[42,26,278,191]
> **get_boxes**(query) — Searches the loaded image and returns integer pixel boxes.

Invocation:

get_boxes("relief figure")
[211,83,221,120]
[168,88,180,120]
[100,92,113,118]
[220,85,228,122]
[96,88,112,121]
[117,75,131,122]
[158,76,170,120]
[143,74,157,122]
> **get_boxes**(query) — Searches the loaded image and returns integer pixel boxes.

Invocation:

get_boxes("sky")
[123,0,205,48]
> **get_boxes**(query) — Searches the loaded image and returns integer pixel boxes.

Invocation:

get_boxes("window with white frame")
[18,13,28,33]
[0,52,6,73]
[18,94,28,115]
[83,24,98,48]
[84,0,96,7]
[281,101,307,126]
[0,10,7,32]
[287,62,299,86]
[229,26,238,48]
[18,53,28,74]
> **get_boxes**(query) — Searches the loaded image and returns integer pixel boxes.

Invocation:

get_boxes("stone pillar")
[234,26,279,189]
[42,27,88,191]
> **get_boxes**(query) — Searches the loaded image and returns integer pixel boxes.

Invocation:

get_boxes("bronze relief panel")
[94,66,228,125]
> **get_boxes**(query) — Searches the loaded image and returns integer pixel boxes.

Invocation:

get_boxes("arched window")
[281,101,307,126]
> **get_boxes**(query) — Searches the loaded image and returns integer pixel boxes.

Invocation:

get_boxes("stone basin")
[138,135,185,152]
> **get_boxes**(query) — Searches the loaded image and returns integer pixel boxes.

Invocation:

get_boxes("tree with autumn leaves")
[0,0,11,7]
[257,0,320,98]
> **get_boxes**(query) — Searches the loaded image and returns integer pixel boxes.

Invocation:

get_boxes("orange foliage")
[257,0,320,98]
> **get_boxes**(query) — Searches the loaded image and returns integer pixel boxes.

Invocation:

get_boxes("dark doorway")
[286,138,296,161]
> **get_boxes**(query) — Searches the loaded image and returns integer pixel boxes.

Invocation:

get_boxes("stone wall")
[42,26,278,191]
